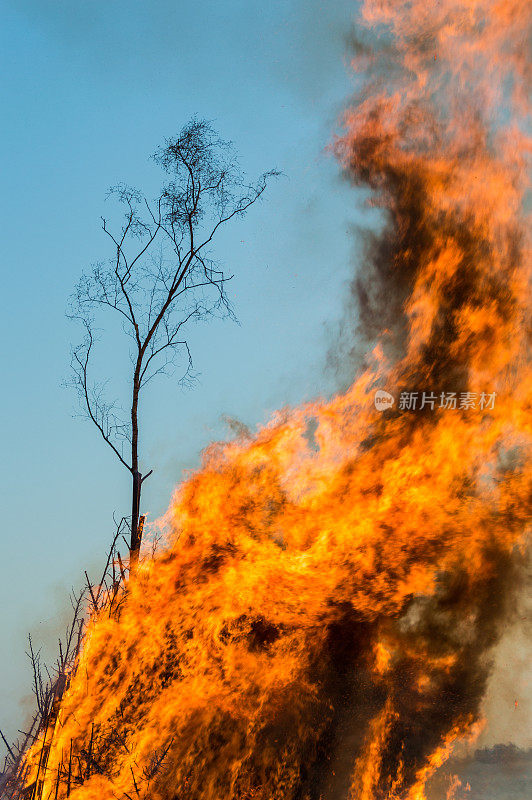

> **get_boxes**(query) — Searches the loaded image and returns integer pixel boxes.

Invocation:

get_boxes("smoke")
[275,0,358,104]
[330,0,531,391]
[477,551,532,749]
[426,744,532,799]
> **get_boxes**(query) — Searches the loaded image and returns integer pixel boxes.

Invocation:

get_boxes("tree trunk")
[130,469,142,563]
[130,370,141,564]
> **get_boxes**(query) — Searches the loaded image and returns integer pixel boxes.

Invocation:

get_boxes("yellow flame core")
[24,1,531,798]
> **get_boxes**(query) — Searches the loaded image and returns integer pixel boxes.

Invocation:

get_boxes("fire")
[19,1,531,799]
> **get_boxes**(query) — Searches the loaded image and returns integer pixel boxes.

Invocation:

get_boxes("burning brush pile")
[6,1,531,798]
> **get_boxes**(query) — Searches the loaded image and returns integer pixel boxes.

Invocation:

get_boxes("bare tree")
[68,118,276,563]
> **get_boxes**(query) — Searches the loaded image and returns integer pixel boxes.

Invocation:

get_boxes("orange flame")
[23,1,531,798]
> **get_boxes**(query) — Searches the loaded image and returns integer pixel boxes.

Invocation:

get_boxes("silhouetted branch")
[67,118,277,559]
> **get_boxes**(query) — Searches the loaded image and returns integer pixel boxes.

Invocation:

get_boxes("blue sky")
[0,0,361,745]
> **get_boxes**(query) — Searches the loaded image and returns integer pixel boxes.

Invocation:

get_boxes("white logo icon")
[374,390,395,412]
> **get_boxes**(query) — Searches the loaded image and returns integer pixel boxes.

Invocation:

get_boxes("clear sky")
[0,0,529,767]
[0,0,360,747]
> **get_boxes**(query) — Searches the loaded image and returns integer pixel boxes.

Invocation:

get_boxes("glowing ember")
[22,1,531,798]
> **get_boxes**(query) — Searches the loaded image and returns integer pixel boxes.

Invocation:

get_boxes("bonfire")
[5,1,531,798]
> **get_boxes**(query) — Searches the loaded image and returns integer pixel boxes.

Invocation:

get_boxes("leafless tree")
[68,118,276,563]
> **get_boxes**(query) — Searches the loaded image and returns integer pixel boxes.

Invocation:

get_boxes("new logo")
[374,390,395,412]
